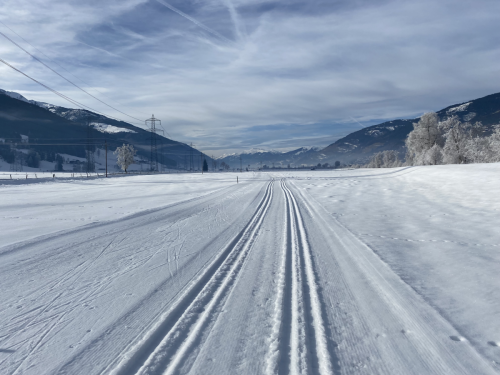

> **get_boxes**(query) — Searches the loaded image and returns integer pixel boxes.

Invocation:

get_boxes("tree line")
[366,112,500,168]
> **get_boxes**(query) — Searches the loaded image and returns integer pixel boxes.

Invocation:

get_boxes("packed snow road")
[0,168,499,374]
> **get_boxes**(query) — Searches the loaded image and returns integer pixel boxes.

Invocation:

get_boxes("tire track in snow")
[268,179,334,375]
[108,179,275,375]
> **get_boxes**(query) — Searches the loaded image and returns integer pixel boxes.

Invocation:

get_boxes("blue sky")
[1,0,499,155]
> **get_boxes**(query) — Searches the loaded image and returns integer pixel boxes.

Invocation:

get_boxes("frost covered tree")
[425,144,443,165]
[465,125,500,163]
[405,112,443,165]
[366,150,401,168]
[439,116,471,164]
[366,152,382,168]
[383,150,400,167]
[114,144,136,173]
[368,109,500,167]
[488,126,500,162]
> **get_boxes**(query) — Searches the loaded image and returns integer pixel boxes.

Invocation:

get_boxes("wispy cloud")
[1,0,499,155]
[223,0,246,41]
[153,0,235,45]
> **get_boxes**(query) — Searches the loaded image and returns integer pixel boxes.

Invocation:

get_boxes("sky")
[1,0,499,156]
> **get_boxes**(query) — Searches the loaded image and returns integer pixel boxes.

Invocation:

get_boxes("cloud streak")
[153,0,235,45]
[0,0,499,155]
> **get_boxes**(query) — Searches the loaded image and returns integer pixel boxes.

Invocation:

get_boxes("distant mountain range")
[218,91,500,168]
[2,88,499,170]
[0,89,211,170]
[217,147,322,168]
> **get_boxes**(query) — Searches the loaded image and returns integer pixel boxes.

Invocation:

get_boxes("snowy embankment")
[0,166,499,375]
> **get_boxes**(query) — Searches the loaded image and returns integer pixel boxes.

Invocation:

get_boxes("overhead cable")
[0,58,140,124]
[0,30,145,124]
[0,20,151,117]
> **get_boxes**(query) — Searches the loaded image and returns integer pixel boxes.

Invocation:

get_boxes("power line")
[0,20,152,117]
[0,58,142,124]
[8,143,105,146]
[0,29,144,124]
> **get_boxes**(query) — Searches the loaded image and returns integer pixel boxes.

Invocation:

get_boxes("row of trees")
[1,143,215,174]
[367,112,500,168]
[0,146,65,170]
[366,150,402,168]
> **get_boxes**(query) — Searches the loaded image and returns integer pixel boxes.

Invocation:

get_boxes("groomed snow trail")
[0,171,498,375]
[267,179,333,375]
[109,179,275,375]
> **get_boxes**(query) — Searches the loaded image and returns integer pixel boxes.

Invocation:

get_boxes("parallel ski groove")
[272,179,333,375]
[109,179,275,375]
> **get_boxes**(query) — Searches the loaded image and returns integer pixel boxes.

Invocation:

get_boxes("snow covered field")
[0,166,499,374]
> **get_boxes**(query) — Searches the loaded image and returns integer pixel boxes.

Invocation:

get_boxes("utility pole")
[86,115,95,173]
[105,140,108,177]
[188,143,192,171]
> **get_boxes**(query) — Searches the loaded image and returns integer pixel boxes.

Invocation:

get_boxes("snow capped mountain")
[92,123,137,134]
[446,102,472,114]
[0,89,135,133]
[218,146,320,159]
[293,146,321,155]
[217,146,324,168]
[320,92,500,164]
[0,89,55,110]
[3,87,498,168]
[0,88,40,105]
[216,148,281,159]
[0,88,212,169]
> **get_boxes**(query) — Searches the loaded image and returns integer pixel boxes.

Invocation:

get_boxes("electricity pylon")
[146,115,162,172]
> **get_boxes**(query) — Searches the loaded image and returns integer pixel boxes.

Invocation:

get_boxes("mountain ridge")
[0,89,212,170]
[2,88,499,169]
[318,92,500,164]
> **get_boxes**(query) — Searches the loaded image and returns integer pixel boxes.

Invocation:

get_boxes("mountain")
[0,89,211,170]
[319,92,500,164]
[218,91,500,168]
[217,147,322,169]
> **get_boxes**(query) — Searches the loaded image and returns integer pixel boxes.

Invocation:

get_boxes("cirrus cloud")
[1,0,499,155]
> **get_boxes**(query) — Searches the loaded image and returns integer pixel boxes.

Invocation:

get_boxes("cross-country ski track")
[0,169,498,375]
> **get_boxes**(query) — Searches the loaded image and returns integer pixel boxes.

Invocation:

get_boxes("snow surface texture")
[0,166,499,375]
